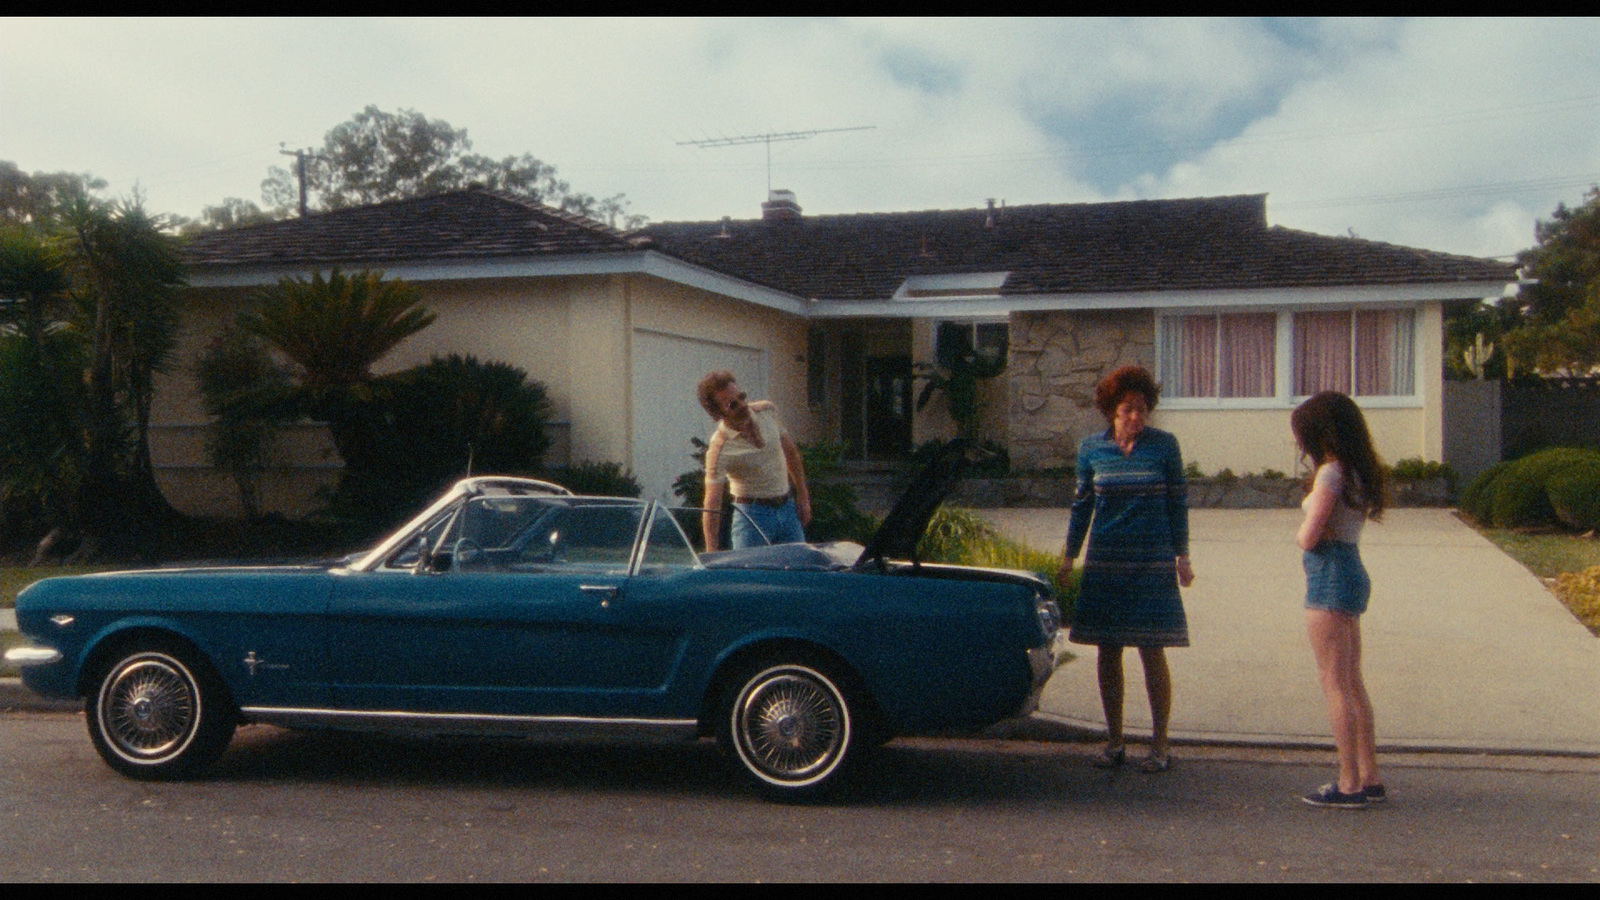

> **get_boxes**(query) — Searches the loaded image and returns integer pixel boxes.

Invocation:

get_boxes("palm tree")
[240,269,435,390]
[239,269,436,496]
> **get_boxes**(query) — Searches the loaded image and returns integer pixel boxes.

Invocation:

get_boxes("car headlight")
[1034,596,1061,638]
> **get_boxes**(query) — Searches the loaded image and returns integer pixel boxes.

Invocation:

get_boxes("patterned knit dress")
[1065,426,1191,647]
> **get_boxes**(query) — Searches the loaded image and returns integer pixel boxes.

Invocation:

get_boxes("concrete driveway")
[980,507,1600,756]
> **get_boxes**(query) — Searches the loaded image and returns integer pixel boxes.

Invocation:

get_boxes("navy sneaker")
[1301,783,1369,809]
[1363,784,1387,803]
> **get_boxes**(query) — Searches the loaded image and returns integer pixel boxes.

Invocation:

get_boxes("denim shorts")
[731,498,806,549]
[1303,540,1370,616]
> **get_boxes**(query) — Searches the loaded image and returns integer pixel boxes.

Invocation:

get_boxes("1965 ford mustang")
[8,444,1059,798]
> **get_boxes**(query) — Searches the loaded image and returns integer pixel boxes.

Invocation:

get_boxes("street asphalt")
[5,508,1599,757]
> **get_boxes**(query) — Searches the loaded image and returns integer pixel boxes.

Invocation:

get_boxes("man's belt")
[733,492,792,508]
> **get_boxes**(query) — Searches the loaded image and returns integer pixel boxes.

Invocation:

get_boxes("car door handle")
[580,584,620,607]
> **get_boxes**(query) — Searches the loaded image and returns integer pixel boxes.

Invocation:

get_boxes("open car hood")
[850,438,970,572]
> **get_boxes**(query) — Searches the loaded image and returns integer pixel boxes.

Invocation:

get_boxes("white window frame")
[935,316,1010,366]
[1156,305,1422,410]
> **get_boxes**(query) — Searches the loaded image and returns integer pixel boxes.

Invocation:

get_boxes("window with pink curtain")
[1219,313,1276,398]
[1160,313,1274,398]
[1294,309,1414,396]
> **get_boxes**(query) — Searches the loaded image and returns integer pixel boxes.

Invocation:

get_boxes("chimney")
[761,189,802,223]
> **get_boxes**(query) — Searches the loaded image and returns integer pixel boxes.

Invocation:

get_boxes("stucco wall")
[151,273,809,518]
[1138,407,1435,476]
[1008,309,1154,471]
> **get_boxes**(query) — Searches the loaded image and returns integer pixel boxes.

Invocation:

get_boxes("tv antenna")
[678,126,875,192]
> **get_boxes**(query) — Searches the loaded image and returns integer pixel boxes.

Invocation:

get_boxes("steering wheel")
[452,538,484,569]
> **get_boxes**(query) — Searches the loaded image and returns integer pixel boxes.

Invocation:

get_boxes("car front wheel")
[724,662,858,799]
[86,643,236,780]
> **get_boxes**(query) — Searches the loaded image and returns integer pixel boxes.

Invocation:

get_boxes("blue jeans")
[731,498,806,549]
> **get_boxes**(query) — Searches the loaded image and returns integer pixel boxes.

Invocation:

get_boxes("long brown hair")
[1291,391,1386,520]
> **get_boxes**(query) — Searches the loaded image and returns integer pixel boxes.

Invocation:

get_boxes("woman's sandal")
[1090,746,1127,769]
[1138,751,1172,774]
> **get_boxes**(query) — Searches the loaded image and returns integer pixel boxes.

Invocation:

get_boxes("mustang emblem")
[242,651,289,677]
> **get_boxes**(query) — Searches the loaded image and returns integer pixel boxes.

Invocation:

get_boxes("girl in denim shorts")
[1292,391,1387,810]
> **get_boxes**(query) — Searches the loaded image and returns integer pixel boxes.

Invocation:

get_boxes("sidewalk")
[981,507,1600,756]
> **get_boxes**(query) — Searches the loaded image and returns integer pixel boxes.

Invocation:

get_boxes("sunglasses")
[723,392,748,413]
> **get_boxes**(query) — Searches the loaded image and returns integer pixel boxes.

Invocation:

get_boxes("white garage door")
[631,329,767,502]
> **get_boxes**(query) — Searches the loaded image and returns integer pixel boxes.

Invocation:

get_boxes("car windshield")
[383,496,704,576]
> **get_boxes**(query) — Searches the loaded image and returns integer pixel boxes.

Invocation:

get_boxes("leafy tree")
[1501,187,1600,375]
[0,224,70,353]
[1,182,187,558]
[175,197,277,236]
[59,194,187,549]
[194,325,294,518]
[237,269,437,527]
[0,160,107,228]
[262,105,645,229]
[240,268,435,391]
[0,228,84,552]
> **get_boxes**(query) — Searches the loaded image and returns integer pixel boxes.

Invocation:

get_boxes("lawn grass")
[1472,523,1600,635]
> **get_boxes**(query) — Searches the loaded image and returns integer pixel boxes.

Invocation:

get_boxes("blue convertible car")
[9,447,1060,798]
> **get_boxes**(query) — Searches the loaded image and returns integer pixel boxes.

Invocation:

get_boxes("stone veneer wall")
[1008,309,1154,471]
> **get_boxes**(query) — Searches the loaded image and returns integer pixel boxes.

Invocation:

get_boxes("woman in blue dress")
[1059,365,1194,773]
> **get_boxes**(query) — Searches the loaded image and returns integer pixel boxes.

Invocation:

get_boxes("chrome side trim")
[4,647,63,665]
[240,706,700,742]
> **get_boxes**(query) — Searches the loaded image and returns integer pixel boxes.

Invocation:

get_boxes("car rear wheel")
[86,643,236,780]
[723,662,858,799]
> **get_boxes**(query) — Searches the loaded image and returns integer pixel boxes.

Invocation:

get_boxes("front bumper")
[1009,640,1058,719]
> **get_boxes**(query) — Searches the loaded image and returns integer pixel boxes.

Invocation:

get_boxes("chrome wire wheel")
[730,664,852,790]
[96,653,201,765]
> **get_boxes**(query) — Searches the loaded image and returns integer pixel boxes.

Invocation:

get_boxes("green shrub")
[1487,448,1600,529]
[1547,463,1600,531]
[325,354,553,531]
[550,461,641,497]
[799,442,876,543]
[916,505,1078,622]
[1459,461,1510,522]
[1390,457,1456,485]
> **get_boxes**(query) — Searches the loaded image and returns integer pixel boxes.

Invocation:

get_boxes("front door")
[863,354,913,459]
[839,325,914,462]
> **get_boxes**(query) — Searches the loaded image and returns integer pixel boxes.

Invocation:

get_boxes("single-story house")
[163,187,1516,515]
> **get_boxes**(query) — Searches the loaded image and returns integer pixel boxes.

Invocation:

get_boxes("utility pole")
[678,126,874,193]
[278,145,324,217]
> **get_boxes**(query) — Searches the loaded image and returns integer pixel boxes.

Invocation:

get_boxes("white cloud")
[2,17,1595,258]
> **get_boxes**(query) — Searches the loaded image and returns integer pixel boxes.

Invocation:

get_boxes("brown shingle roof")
[182,189,1516,300]
[181,187,637,268]
[641,194,1517,300]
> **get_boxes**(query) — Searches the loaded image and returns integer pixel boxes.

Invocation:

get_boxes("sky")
[3,17,1598,261]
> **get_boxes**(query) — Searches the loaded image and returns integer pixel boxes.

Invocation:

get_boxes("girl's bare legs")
[1307,609,1380,792]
